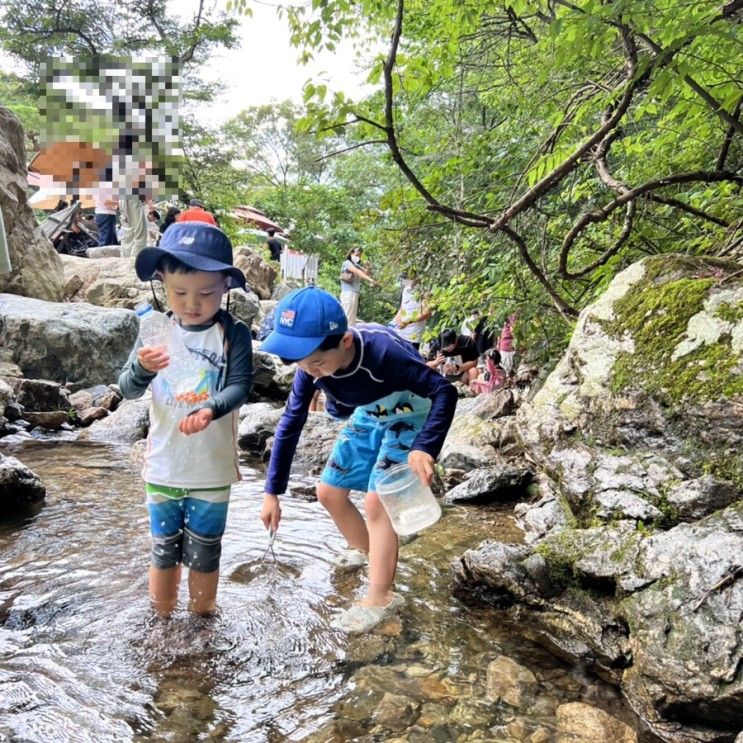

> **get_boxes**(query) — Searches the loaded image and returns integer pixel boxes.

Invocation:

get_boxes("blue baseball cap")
[135,222,246,289]
[260,286,348,361]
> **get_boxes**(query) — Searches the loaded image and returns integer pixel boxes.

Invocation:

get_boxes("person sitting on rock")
[257,287,457,634]
[426,328,480,384]
[118,222,253,617]
[470,349,507,395]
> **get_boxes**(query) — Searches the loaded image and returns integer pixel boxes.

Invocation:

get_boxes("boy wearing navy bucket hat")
[118,222,254,617]
[259,286,457,633]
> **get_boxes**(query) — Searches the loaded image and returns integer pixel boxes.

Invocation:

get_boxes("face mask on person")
[351,255,361,264]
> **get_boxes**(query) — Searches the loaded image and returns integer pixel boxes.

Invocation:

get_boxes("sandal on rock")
[332,548,368,571]
[330,593,404,634]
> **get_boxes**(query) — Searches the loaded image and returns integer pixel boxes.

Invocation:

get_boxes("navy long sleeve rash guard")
[264,324,458,495]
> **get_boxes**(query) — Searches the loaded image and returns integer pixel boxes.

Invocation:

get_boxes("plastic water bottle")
[160,329,211,409]
[375,463,442,535]
[135,302,171,349]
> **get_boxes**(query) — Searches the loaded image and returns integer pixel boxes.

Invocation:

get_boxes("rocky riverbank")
[2,253,741,742]
[453,255,743,743]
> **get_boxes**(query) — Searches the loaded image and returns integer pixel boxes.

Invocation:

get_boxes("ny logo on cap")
[280,309,296,327]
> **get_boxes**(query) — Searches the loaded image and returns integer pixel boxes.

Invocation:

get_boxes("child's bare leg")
[362,491,398,606]
[149,564,181,616]
[317,482,369,552]
[188,569,219,615]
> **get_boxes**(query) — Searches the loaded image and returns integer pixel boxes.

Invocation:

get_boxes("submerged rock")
[0,453,45,516]
[556,702,637,742]
[486,655,539,707]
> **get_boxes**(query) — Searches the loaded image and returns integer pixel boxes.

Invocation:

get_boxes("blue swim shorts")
[320,391,432,493]
[146,483,231,572]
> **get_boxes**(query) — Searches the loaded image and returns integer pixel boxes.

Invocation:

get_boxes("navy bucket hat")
[135,222,246,290]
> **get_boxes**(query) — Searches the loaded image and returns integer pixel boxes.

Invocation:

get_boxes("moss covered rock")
[457,255,742,742]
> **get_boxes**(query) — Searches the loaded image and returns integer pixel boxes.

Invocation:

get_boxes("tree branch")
[559,171,742,277]
[179,0,205,64]
[314,139,388,161]
[716,95,743,169]
[646,194,729,228]
[501,225,578,317]
[493,29,641,228]
[382,0,441,211]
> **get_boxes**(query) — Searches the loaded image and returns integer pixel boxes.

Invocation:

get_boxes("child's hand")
[261,494,282,531]
[137,346,169,374]
[179,407,214,435]
[408,450,435,486]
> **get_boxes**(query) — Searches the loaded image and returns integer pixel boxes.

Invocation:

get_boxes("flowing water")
[0,439,658,742]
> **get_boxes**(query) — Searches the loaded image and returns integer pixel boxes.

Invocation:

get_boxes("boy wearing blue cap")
[259,286,457,633]
[119,222,254,616]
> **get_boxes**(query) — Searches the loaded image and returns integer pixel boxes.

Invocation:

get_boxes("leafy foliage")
[230,0,743,361]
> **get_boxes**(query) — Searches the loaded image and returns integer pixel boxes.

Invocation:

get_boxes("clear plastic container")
[375,463,442,535]
[134,302,171,349]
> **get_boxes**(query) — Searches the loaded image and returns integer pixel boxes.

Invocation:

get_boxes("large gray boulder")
[443,464,533,505]
[227,287,260,329]
[233,246,277,300]
[455,255,743,742]
[0,293,136,389]
[0,107,64,301]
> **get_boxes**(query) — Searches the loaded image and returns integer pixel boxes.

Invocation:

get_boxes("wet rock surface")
[444,464,533,505]
[0,452,45,516]
[237,401,284,452]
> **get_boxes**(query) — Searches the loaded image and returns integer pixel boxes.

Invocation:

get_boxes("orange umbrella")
[28,141,109,190]
[232,204,283,233]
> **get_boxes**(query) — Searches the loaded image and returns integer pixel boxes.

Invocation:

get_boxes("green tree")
[233,0,743,358]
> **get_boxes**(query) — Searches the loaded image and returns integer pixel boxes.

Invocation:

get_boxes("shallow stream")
[0,440,657,742]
